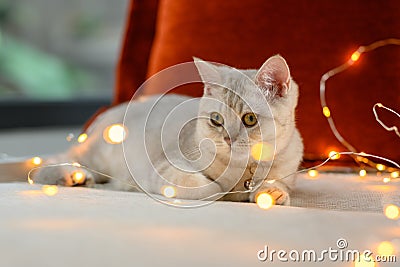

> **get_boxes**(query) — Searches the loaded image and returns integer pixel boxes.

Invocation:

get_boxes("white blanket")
[0,128,398,266]
[0,172,398,267]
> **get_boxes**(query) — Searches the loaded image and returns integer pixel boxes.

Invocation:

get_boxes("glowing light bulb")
[28,177,34,185]
[307,170,319,178]
[72,162,81,167]
[382,177,391,183]
[162,186,176,198]
[42,185,58,196]
[329,151,340,160]
[251,142,274,161]
[357,154,369,163]
[66,133,74,142]
[31,156,42,166]
[103,124,127,144]
[322,106,331,118]
[350,51,361,63]
[377,241,395,256]
[390,171,399,179]
[376,164,385,171]
[77,133,88,143]
[256,192,274,210]
[354,253,375,267]
[384,204,400,220]
[359,169,367,177]
[72,171,85,184]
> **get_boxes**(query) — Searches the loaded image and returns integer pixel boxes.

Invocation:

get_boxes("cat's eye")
[242,113,258,127]
[210,112,224,126]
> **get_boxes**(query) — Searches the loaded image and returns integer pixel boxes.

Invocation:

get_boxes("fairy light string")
[320,38,400,175]
[373,103,400,138]
[27,119,400,211]
[26,39,400,211]
[27,150,399,208]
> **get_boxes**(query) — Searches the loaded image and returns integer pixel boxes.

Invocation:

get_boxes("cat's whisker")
[183,150,201,158]
[182,147,200,154]
[235,143,251,147]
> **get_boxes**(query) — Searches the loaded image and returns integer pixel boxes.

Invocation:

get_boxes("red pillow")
[116,0,400,165]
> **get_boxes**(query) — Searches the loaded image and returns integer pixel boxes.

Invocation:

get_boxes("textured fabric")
[0,177,398,267]
[115,0,400,164]
[291,173,400,212]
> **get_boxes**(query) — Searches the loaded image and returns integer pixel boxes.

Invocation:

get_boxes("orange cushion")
[117,0,400,164]
[114,0,159,105]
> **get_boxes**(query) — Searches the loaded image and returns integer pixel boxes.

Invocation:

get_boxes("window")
[0,0,128,128]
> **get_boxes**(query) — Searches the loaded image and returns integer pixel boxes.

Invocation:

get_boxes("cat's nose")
[224,137,235,146]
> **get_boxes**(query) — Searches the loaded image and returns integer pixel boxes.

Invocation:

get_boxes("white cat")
[33,55,303,205]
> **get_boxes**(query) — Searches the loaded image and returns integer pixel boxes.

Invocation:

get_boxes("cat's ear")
[255,55,290,97]
[193,57,222,96]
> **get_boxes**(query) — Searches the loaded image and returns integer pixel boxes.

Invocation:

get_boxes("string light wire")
[320,38,400,171]
[373,103,400,138]
[27,148,400,205]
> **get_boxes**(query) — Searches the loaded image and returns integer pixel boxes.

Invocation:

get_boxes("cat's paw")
[31,164,95,187]
[261,186,290,206]
[250,182,291,206]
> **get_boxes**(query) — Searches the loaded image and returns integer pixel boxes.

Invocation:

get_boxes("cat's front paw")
[260,187,290,206]
[31,164,94,187]
[250,181,290,206]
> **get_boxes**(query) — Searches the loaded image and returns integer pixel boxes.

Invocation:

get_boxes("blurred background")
[0,0,128,128]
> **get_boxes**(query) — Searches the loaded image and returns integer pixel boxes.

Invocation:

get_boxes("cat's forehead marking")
[220,73,254,112]
[222,79,268,116]
[224,87,245,114]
